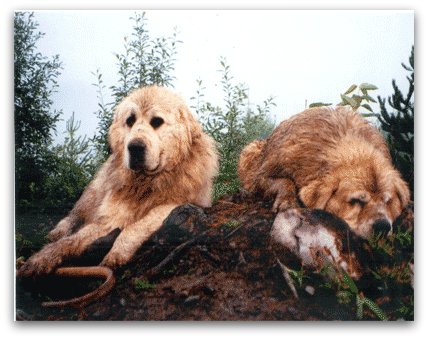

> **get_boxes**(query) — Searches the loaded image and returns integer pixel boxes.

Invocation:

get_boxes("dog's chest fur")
[90,166,164,228]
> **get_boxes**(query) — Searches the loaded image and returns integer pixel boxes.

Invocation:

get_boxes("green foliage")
[92,12,181,163]
[15,232,34,257]
[221,219,240,229]
[191,58,276,200]
[284,266,307,288]
[91,70,112,161]
[325,224,412,320]
[378,46,414,194]
[14,12,63,203]
[397,296,414,319]
[133,278,155,291]
[286,216,413,320]
[367,224,413,287]
[340,271,388,320]
[309,82,378,116]
[43,113,95,210]
[308,102,332,108]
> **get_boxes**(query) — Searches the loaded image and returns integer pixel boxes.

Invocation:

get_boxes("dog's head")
[109,86,202,175]
[299,154,410,239]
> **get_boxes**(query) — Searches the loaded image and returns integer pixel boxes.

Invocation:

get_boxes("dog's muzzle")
[128,140,146,171]
[373,219,392,237]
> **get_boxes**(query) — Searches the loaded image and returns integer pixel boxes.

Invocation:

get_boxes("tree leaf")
[356,295,364,320]
[361,104,373,112]
[363,94,377,103]
[309,102,332,108]
[360,113,379,118]
[344,84,357,95]
[401,62,413,72]
[341,94,357,108]
[362,297,388,321]
[359,83,378,91]
[342,270,358,294]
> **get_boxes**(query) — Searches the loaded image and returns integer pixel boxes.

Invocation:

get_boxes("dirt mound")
[16,192,413,321]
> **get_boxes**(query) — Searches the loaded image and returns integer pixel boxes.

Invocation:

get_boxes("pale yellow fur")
[18,86,218,276]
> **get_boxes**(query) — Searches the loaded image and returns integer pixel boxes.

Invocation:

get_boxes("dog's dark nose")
[128,141,146,169]
[128,141,146,157]
[373,219,391,236]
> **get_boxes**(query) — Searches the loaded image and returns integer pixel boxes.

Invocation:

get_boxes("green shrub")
[192,58,276,200]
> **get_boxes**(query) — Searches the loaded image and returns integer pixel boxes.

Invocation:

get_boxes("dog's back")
[238,106,391,193]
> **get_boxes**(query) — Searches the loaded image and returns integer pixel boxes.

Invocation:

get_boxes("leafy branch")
[309,82,378,116]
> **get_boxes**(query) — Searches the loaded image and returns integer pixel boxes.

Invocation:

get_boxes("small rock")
[305,285,315,296]
[91,309,110,320]
[273,310,283,319]
[202,285,215,296]
[238,251,247,265]
[184,295,200,306]
[287,306,300,318]
[179,290,189,297]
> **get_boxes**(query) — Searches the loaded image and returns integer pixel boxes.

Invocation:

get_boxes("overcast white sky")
[32,10,414,143]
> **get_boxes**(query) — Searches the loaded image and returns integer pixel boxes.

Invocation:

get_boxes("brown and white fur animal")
[238,106,410,239]
[270,208,366,279]
[19,86,218,276]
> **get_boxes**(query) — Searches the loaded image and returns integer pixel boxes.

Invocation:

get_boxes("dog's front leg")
[48,180,99,241]
[100,204,178,268]
[262,177,299,212]
[18,223,114,277]
[47,213,82,242]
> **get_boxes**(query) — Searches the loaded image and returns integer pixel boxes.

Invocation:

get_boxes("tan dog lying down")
[238,106,409,238]
[19,86,218,276]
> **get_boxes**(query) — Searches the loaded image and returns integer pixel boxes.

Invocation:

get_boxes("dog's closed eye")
[347,191,370,207]
[349,198,366,207]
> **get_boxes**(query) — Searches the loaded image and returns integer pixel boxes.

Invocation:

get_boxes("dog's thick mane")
[101,131,217,206]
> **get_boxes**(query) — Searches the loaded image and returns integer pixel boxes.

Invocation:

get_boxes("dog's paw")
[272,199,292,213]
[100,250,131,268]
[17,254,58,277]
[272,192,299,213]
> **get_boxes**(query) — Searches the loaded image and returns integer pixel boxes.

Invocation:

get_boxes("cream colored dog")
[19,86,218,276]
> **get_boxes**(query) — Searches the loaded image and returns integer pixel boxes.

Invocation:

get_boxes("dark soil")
[15,192,413,321]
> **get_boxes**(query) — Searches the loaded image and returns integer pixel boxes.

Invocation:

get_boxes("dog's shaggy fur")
[19,86,218,276]
[238,106,410,238]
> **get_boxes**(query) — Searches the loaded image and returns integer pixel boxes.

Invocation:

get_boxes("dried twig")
[146,237,198,277]
[224,224,244,239]
[276,258,299,299]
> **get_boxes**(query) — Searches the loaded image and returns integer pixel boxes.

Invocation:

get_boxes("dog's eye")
[126,114,136,128]
[349,198,365,207]
[150,117,164,129]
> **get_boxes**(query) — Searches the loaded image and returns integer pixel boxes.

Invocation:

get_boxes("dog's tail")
[238,139,266,193]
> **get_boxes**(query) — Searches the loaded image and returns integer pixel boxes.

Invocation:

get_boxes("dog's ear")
[394,175,410,209]
[179,106,202,144]
[299,176,338,209]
